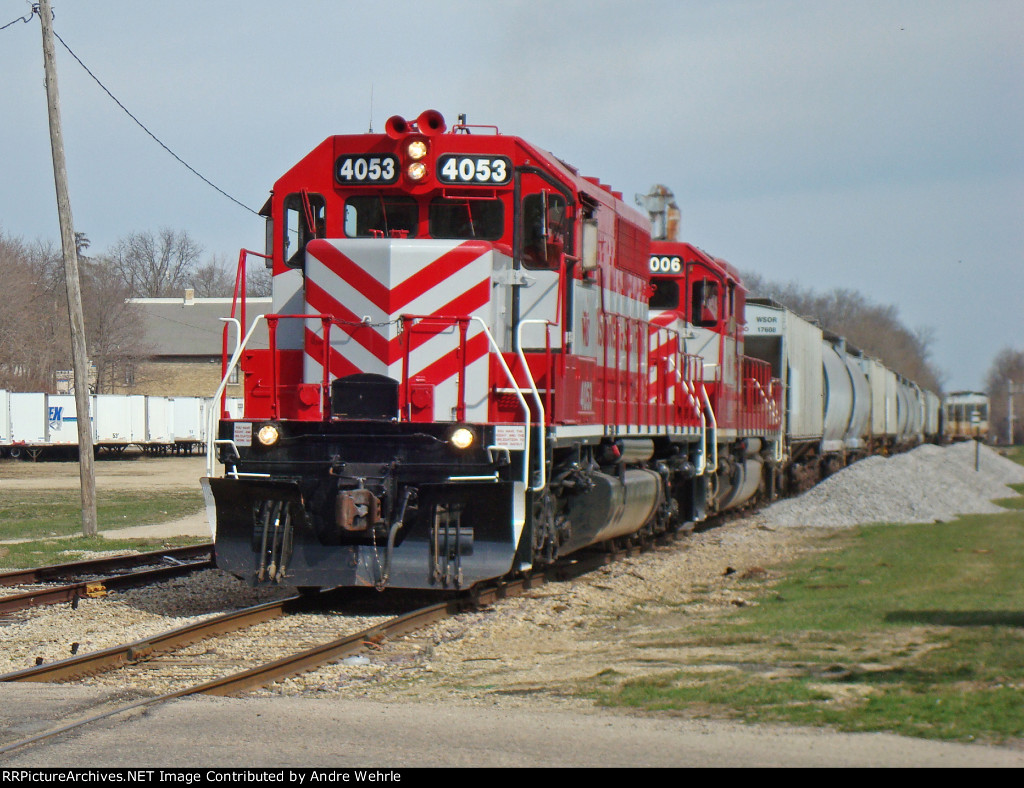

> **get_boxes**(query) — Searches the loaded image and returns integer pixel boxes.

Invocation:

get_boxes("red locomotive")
[202,112,786,591]
[648,240,784,508]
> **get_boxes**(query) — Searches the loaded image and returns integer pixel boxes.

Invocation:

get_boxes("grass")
[0,486,207,569]
[0,488,204,541]
[0,535,208,569]
[589,494,1024,744]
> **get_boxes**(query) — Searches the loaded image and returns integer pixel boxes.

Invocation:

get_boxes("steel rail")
[198,571,565,696]
[0,553,215,616]
[0,595,304,683]
[0,595,465,756]
[0,544,213,587]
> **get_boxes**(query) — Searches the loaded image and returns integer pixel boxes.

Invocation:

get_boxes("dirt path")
[0,454,206,491]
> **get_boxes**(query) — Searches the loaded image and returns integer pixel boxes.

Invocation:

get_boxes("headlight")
[407,161,428,181]
[449,427,474,450]
[257,424,280,447]
[406,140,428,160]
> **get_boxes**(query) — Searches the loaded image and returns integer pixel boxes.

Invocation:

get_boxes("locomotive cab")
[647,241,782,512]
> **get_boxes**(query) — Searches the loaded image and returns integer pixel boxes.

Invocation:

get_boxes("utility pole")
[1009,380,1017,446]
[38,0,98,537]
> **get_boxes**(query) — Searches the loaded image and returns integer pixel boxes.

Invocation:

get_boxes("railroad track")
[0,544,214,616]
[0,539,642,757]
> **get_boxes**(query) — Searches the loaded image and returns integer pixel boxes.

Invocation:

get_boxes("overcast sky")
[1,0,1020,392]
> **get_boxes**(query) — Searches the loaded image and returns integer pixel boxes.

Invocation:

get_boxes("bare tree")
[80,259,150,392]
[191,253,236,297]
[0,231,151,393]
[247,260,273,297]
[102,228,203,297]
[0,233,49,389]
[0,235,72,390]
[984,348,1024,445]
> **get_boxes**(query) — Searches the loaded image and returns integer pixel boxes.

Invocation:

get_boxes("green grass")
[0,488,204,541]
[589,509,1024,744]
[740,513,1024,632]
[0,534,208,570]
[1002,445,1024,466]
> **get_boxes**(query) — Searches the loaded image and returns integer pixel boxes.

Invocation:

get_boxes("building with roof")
[126,292,271,397]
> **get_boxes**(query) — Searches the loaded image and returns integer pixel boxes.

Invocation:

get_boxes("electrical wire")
[0,6,36,32]
[50,27,260,217]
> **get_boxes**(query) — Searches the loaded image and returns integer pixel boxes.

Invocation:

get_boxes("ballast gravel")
[759,440,1024,528]
[0,571,293,676]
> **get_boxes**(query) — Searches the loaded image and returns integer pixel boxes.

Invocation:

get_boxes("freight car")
[0,391,234,459]
[203,111,938,591]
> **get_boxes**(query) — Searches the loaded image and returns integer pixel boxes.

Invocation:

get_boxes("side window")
[648,277,680,310]
[691,279,720,327]
[283,193,326,269]
[522,191,573,268]
[344,196,418,238]
[429,198,504,240]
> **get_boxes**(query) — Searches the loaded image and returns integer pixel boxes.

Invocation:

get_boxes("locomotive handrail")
[218,316,242,420]
[206,315,268,478]
[515,318,550,492]
[224,249,273,413]
[690,381,708,475]
[469,317,533,493]
[748,377,781,426]
[699,383,718,473]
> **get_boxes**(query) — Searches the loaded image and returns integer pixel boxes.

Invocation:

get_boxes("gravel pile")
[760,441,1024,528]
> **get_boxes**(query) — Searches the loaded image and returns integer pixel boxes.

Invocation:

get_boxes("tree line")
[985,348,1024,445]
[0,227,270,394]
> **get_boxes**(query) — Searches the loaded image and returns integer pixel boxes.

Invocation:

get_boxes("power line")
[50,27,261,217]
[0,6,37,32]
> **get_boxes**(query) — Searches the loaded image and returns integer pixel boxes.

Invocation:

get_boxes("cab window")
[429,198,504,240]
[649,277,680,310]
[283,193,326,268]
[522,191,573,268]
[692,279,720,327]
[344,195,418,238]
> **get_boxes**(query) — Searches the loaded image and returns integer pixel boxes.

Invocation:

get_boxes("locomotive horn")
[416,109,446,136]
[385,115,410,138]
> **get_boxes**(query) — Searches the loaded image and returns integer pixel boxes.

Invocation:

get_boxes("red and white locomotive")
[203,112,783,590]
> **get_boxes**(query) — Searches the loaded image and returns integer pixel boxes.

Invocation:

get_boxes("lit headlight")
[407,161,428,181]
[449,427,474,450]
[406,140,428,160]
[257,424,280,447]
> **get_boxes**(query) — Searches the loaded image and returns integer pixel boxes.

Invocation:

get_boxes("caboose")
[204,112,724,590]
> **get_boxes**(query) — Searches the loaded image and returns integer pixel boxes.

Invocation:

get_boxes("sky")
[1,0,1020,392]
